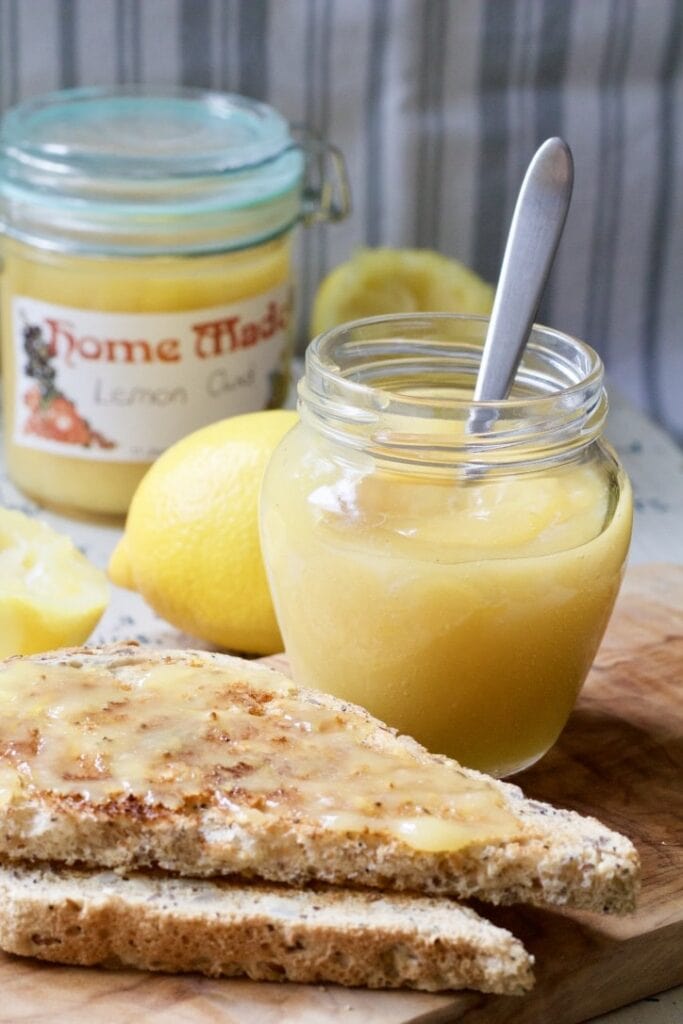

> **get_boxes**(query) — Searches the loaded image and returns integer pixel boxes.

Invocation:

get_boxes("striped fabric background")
[0,0,681,439]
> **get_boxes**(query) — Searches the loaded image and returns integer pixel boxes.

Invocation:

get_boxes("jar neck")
[298,314,607,474]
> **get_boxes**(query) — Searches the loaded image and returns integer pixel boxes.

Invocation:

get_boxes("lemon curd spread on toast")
[0,647,517,851]
[0,645,639,913]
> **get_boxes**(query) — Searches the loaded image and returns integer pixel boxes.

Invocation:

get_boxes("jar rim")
[299,313,607,470]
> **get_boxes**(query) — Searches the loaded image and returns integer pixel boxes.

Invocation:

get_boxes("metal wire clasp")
[292,127,351,226]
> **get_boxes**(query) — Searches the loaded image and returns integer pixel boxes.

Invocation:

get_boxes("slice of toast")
[0,644,639,912]
[0,862,534,994]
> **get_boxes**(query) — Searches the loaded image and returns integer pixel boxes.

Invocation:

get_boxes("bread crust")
[0,644,639,914]
[0,863,534,995]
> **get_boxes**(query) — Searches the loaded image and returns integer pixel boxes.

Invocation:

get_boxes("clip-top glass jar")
[0,86,349,517]
[260,314,633,778]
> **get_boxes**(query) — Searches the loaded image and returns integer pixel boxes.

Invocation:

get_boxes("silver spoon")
[468,137,574,435]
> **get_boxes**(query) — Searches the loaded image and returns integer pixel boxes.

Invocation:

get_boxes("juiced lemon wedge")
[311,248,494,335]
[0,507,108,657]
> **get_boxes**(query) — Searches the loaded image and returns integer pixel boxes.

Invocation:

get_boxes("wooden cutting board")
[0,563,680,1024]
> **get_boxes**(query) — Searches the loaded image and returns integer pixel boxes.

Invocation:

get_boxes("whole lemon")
[109,410,298,655]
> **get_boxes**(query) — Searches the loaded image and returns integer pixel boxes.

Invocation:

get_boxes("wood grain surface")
[0,563,680,1024]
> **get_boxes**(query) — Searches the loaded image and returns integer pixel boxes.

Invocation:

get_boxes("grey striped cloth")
[0,0,681,439]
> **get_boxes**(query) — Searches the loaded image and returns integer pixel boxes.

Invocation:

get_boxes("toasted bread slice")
[0,644,638,912]
[0,863,534,994]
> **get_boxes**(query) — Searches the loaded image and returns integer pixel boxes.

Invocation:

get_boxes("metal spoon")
[468,137,574,435]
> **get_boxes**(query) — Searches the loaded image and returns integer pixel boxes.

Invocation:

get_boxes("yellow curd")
[260,315,633,776]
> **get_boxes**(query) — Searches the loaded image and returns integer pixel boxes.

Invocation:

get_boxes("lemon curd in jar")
[1,235,290,516]
[260,315,633,777]
[0,87,348,517]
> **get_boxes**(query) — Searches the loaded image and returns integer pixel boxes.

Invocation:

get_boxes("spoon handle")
[472,137,574,410]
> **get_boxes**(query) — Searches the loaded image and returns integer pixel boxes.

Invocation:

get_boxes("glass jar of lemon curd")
[0,87,348,517]
[260,314,633,777]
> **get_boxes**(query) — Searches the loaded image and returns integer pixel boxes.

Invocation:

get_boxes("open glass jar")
[0,86,349,517]
[260,313,633,777]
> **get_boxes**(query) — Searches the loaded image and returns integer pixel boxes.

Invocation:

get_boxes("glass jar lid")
[0,86,307,255]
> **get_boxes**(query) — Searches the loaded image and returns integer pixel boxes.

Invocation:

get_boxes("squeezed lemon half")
[0,507,108,658]
[109,409,298,656]
[311,248,494,336]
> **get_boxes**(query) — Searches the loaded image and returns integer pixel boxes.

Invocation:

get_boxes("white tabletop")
[0,385,681,1022]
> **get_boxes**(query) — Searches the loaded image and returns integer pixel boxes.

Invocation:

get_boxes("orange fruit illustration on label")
[21,320,115,449]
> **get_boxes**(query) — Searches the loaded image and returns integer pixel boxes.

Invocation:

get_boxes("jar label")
[11,287,292,462]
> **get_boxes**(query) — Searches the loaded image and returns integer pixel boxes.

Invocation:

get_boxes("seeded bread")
[0,644,639,913]
[0,863,534,995]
